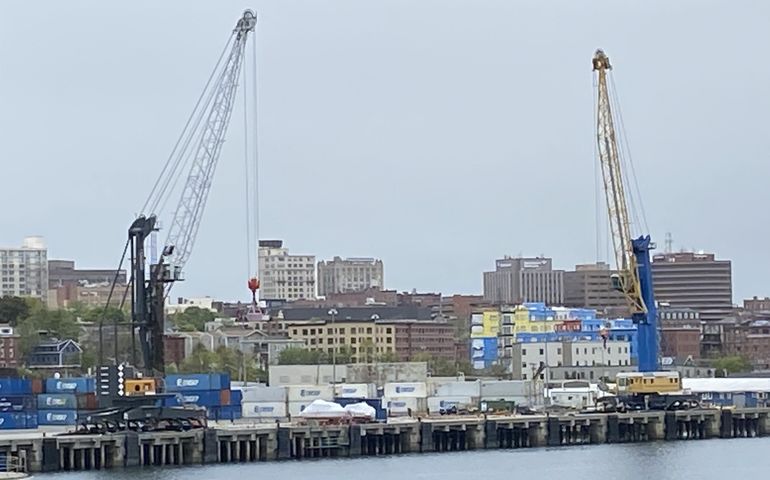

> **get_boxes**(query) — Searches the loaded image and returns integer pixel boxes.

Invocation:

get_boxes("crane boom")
[593,49,658,372]
[163,10,257,278]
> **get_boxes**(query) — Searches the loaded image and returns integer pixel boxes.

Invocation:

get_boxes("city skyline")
[1,1,768,303]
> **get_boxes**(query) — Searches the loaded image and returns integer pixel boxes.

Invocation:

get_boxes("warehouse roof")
[682,378,770,393]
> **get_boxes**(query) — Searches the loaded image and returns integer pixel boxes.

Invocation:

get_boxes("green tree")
[16,307,82,358]
[171,307,215,332]
[714,356,752,376]
[277,347,325,365]
[376,351,399,363]
[0,296,30,326]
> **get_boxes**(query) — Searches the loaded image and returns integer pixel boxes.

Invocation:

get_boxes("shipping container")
[480,380,531,399]
[241,401,287,418]
[31,378,43,394]
[433,381,481,398]
[383,382,427,398]
[37,393,77,410]
[238,386,286,403]
[177,390,223,407]
[220,389,231,406]
[288,402,311,417]
[164,373,231,392]
[0,379,32,395]
[427,396,475,414]
[0,412,37,430]
[334,397,386,421]
[0,396,35,412]
[334,384,374,399]
[286,385,334,403]
[383,397,426,416]
[45,377,96,393]
[207,405,242,421]
[38,410,78,425]
[230,389,243,406]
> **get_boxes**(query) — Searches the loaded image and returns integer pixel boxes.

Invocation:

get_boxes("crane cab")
[615,371,681,395]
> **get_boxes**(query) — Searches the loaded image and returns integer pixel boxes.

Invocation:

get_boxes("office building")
[317,256,384,296]
[508,340,631,380]
[483,256,564,305]
[564,262,627,312]
[258,240,316,301]
[652,251,733,322]
[0,236,48,301]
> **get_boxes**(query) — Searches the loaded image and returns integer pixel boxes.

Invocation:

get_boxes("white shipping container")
[334,383,374,398]
[481,380,531,398]
[383,397,426,416]
[241,401,287,418]
[287,385,334,403]
[238,386,287,403]
[288,401,311,417]
[427,396,475,414]
[434,381,481,398]
[384,382,427,398]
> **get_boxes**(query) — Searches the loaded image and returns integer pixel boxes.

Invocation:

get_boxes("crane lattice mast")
[593,49,659,372]
[162,10,257,280]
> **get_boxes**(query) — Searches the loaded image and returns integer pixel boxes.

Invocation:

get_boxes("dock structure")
[2,407,770,473]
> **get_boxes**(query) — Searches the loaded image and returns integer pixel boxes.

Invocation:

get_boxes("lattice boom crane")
[593,49,659,372]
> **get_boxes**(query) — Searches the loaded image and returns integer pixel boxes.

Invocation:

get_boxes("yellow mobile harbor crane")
[592,50,696,411]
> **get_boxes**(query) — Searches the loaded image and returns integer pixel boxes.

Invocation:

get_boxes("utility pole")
[328,308,338,384]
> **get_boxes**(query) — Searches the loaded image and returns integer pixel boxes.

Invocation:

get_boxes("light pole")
[328,309,338,384]
[371,314,380,364]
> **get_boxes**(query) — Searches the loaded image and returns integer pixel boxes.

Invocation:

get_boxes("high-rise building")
[258,240,316,301]
[317,256,384,296]
[651,251,733,322]
[483,256,564,305]
[563,262,627,312]
[0,236,48,301]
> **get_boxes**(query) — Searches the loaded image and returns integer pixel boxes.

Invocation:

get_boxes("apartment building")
[317,257,384,296]
[0,236,48,301]
[258,240,316,301]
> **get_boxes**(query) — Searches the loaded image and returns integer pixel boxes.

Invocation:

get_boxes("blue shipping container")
[230,389,243,406]
[176,390,221,407]
[38,410,78,426]
[37,394,77,410]
[45,377,96,393]
[0,412,37,430]
[0,396,35,412]
[164,373,230,392]
[0,379,32,395]
[334,398,386,421]
[208,405,241,421]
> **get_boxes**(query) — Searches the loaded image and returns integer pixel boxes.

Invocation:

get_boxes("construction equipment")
[592,49,698,411]
[93,11,258,427]
[592,49,658,373]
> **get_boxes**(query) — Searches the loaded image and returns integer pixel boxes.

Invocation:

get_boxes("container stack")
[162,373,241,420]
[240,386,288,422]
[383,382,428,416]
[287,385,334,417]
[0,379,37,430]
[38,377,97,426]
[427,380,480,415]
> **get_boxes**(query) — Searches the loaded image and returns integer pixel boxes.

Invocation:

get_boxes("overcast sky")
[1,1,768,303]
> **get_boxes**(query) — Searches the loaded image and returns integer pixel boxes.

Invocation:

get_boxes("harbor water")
[37,437,770,480]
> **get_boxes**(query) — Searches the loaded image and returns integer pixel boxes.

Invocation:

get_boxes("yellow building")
[286,320,396,363]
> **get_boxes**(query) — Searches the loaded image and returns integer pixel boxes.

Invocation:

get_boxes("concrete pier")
[2,406,770,473]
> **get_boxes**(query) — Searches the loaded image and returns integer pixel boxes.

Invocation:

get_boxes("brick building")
[0,326,20,368]
[659,306,701,362]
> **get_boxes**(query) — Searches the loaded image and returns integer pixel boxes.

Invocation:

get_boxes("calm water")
[41,438,770,480]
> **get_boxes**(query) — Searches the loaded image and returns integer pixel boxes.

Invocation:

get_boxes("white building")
[511,340,631,380]
[317,256,384,296]
[0,236,48,301]
[258,240,316,301]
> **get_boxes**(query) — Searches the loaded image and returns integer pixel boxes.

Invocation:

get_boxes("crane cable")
[608,73,650,237]
[244,31,260,308]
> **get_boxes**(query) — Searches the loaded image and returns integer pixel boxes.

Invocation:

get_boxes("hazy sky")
[1,1,768,303]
